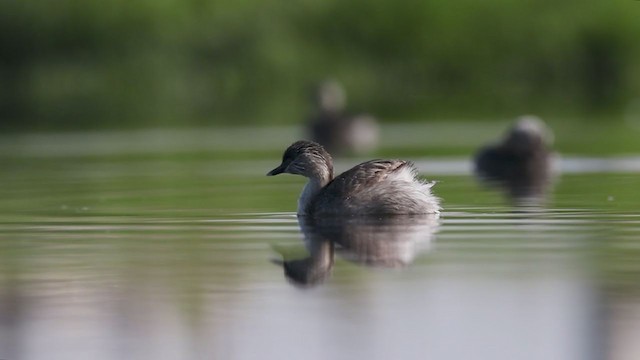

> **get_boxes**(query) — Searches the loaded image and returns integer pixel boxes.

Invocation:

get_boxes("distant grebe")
[267,140,440,216]
[307,80,378,155]
[474,115,554,200]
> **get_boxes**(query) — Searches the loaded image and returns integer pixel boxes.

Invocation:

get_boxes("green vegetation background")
[2,0,639,131]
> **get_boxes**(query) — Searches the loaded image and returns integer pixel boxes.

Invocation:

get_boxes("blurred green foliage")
[1,0,639,130]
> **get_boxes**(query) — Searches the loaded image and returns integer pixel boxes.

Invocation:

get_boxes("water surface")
[1,128,639,360]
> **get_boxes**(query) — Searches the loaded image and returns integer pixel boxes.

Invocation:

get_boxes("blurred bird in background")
[474,115,556,204]
[307,80,379,156]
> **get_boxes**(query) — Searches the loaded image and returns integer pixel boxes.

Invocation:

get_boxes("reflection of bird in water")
[474,116,555,204]
[307,80,379,156]
[267,140,440,216]
[273,215,440,287]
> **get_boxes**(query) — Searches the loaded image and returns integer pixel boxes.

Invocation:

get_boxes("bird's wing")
[321,159,412,197]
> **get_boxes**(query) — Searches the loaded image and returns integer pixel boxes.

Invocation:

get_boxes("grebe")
[267,140,440,216]
[307,80,378,155]
[474,115,554,200]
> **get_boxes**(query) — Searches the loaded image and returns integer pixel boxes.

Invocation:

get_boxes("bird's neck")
[298,178,323,215]
[298,166,333,215]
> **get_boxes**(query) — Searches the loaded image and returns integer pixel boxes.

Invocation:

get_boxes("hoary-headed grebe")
[268,140,440,216]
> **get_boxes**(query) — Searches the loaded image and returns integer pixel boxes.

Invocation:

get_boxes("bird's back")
[308,160,439,215]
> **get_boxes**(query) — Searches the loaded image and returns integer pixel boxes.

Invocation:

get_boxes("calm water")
[1,128,640,360]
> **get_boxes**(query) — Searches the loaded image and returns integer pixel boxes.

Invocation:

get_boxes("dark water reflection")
[275,215,440,286]
[473,163,554,206]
